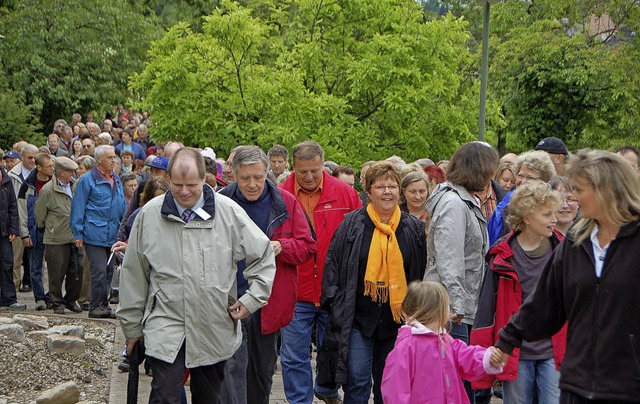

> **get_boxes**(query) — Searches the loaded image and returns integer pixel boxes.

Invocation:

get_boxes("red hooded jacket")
[470,231,567,389]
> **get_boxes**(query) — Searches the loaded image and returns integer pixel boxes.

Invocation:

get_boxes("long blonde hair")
[402,281,450,332]
[566,149,640,244]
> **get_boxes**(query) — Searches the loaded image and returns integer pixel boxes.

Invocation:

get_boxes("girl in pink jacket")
[381,281,503,403]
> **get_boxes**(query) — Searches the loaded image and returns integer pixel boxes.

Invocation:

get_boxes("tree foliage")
[442,0,640,154]
[0,0,162,140]
[131,0,488,164]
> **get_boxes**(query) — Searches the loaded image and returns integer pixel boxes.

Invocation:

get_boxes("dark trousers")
[220,308,278,404]
[560,390,631,403]
[84,243,114,310]
[44,243,82,308]
[21,247,30,287]
[149,343,226,404]
[0,236,18,305]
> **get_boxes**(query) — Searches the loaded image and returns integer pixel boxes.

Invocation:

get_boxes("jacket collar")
[161,183,216,221]
[89,167,121,190]
[219,179,290,237]
[51,174,74,194]
[282,170,339,205]
[489,230,564,274]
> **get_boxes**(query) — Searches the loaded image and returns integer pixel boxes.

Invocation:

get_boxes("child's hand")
[490,347,507,368]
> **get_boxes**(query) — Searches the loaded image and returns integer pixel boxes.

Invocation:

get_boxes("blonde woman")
[494,150,640,403]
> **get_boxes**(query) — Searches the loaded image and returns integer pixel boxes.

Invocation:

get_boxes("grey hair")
[232,146,269,174]
[292,141,324,161]
[385,155,407,171]
[98,133,112,143]
[94,145,114,160]
[21,144,38,156]
[120,171,138,184]
[76,156,97,170]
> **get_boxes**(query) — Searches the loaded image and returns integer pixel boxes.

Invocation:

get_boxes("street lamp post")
[478,0,494,141]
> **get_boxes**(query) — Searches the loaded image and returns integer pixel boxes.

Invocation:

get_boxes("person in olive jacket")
[0,165,25,310]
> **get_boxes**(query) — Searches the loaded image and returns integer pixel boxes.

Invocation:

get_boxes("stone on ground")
[46,335,85,356]
[13,314,49,331]
[0,323,24,342]
[36,381,80,404]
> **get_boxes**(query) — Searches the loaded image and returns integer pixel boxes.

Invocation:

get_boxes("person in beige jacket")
[117,147,276,403]
[34,156,83,314]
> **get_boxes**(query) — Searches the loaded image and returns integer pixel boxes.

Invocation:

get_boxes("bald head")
[168,147,205,180]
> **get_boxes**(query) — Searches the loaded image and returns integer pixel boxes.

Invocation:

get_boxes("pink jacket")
[381,324,501,404]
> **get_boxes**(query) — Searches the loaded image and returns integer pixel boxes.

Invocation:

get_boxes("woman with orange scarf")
[316,161,427,404]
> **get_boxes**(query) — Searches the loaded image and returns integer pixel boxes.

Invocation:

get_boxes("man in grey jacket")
[117,147,276,403]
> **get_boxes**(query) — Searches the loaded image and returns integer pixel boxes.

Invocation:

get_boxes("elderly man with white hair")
[70,145,126,318]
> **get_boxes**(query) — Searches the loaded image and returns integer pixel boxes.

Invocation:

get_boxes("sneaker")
[18,285,32,293]
[0,303,27,311]
[65,302,83,313]
[88,307,116,319]
[314,392,343,404]
[53,306,65,315]
[80,302,90,311]
[109,289,119,305]
[35,300,47,311]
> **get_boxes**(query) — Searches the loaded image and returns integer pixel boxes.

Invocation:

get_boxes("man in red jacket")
[279,141,362,404]
[218,146,316,404]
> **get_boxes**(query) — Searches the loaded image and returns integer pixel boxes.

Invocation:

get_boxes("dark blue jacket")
[0,166,19,238]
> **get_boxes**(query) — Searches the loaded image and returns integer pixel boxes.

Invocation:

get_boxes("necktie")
[182,208,194,223]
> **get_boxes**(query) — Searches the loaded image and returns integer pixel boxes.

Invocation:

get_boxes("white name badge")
[194,207,211,221]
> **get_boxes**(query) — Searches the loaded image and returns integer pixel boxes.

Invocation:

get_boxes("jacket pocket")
[200,246,218,287]
[142,289,159,327]
[86,219,107,242]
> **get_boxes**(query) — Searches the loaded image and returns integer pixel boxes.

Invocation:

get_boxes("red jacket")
[220,180,317,334]
[470,231,567,389]
[280,171,361,303]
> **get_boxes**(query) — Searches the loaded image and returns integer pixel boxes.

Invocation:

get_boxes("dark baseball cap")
[2,151,20,160]
[535,137,569,155]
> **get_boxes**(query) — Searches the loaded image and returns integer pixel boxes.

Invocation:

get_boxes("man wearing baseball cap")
[535,136,569,176]
[3,151,21,172]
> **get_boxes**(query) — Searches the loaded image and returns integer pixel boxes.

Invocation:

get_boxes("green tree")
[0,0,162,136]
[441,0,640,154]
[131,0,489,165]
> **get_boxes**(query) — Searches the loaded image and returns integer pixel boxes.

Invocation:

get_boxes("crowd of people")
[1,109,640,404]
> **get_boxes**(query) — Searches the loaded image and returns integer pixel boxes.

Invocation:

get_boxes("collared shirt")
[590,225,611,278]
[21,165,33,181]
[174,192,205,221]
[58,180,72,198]
[293,175,323,231]
[476,186,497,220]
[97,167,115,189]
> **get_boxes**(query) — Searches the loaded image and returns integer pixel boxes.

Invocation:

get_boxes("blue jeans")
[503,358,560,404]
[0,236,17,306]
[345,328,395,404]
[450,322,476,404]
[280,301,338,403]
[29,227,47,302]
